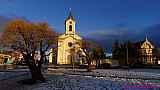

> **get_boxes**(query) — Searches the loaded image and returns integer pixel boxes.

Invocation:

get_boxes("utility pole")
[126,42,129,66]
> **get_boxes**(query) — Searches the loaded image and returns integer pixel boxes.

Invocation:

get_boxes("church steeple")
[65,8,76,35]
[66,8,75,21]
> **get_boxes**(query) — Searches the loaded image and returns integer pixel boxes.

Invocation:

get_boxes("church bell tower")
[65,9,75,35]
[56,9,82,65]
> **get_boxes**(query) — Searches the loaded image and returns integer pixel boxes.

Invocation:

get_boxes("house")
[0,54,12,64]
[134,36,155,64]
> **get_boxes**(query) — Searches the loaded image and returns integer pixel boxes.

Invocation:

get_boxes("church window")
[69,21,72,24]
[68,42,72,47]
[69,25,72,31]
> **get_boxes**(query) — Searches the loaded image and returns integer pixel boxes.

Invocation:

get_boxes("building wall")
[0,54,11,64]
[57,36,82,64]
[139,41,154,64]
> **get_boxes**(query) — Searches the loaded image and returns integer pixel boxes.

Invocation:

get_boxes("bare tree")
[81,39,97,72]
[1,19,57,82]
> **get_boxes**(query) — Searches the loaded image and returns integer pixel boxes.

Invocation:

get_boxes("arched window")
[69,25,72,31]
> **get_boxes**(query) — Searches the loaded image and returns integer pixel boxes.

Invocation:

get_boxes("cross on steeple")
[145,34,148,42]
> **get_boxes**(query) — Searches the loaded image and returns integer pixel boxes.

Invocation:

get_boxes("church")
[49,10,83,65]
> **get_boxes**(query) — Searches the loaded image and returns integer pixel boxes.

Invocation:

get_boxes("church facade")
[56,11,82,64]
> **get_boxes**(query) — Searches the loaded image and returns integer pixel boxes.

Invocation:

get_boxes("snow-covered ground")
[0,71,29,81]
[63,69,160,80]
[0,69,160,90]
[30,69,160,90]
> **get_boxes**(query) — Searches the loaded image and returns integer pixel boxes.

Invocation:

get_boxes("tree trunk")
[96,59,98,68]
[24,53,45,82]
[98,59,101,68]
[87,58,92,72]
[28,62,45,82]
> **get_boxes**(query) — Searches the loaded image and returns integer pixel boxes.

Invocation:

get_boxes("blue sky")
[0,0,160,50]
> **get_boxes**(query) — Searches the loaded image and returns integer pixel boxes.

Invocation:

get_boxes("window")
[69,21,72,24]
[68,42,72,47]
[69,25,72,31]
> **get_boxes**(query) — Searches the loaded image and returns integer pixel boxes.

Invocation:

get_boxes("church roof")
[65,9,75,21]
[58,34,82,40]
[134,37,154,49]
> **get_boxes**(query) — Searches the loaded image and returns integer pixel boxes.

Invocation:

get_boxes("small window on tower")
[69,25,72,31]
